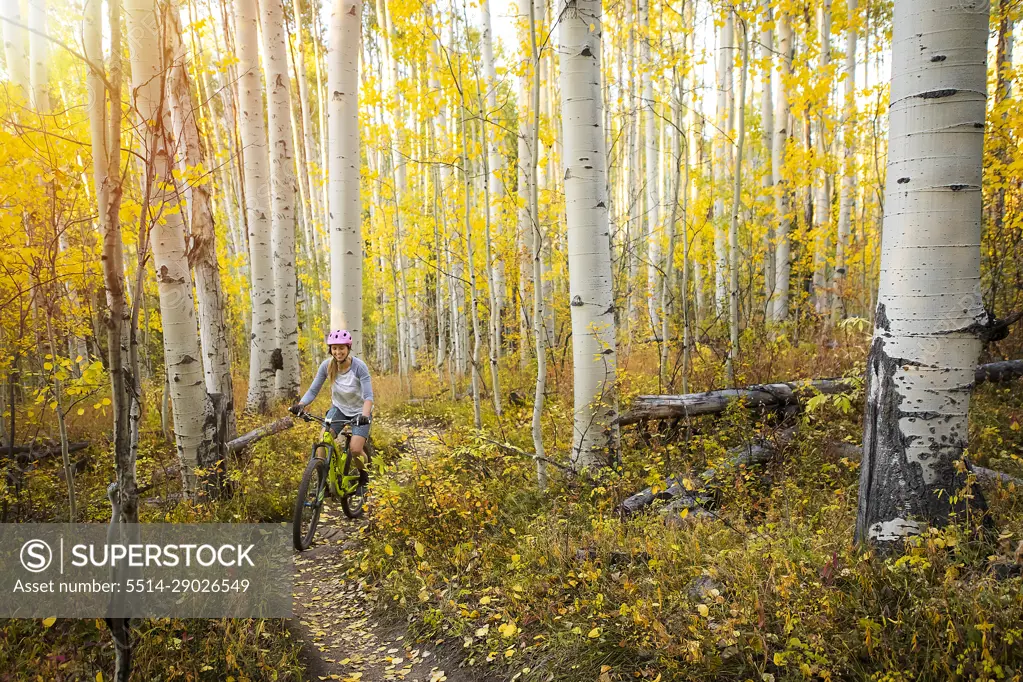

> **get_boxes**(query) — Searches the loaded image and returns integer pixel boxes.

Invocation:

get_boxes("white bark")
[27,0,47,111]
[481,0,505,356]
[560,0,618,471]
[812,0,833,315]
[760,0,775,315]
[377,0,411,391]
[166,4,236,438]
[328,0,363,351]
[713,12,733,315]
[641,0,660,333]
[0,0,29,98]
[833,0,857,322]
[527,0,547,490]
[125,0,215,496]
[235,0,276,411]
[856,0,990,545]
[517,0,535,370]
[260,0,300,399]
[727,23,748,382]
[771,9,793,322]
[292,0,326,236]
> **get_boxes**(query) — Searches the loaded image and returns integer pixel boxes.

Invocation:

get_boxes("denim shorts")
[326,406,371,439]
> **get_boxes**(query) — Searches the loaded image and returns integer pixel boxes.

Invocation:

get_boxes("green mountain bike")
[291,410,371,551]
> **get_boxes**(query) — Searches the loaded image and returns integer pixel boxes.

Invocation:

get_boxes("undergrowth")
[354,365,1023,682]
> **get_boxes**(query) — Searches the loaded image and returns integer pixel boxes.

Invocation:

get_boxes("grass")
[352,338,1023,682]
[3,333,1023,680]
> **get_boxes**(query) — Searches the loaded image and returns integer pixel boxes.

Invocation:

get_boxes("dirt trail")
[289,422,463,682]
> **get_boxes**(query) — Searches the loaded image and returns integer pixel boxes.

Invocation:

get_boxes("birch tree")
[234,0,276,411]
[0,0,29,98]
[125,0,217,496]
[641,0,660,332]
[27,0,47,111]
[760,0,775,312]
[328,0,363,351]
[855,0,991,546]
[727,19,748,382]
[166,3,236,438]
[713,10,733,315]
[833,0,857,321]
[812,0,832,315]
[560,0,619,471]
[260,0,300,399]
[517,0,535,370]
[771,7,793,322]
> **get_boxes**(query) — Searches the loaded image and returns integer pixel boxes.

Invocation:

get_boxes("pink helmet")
[327,329,352,346]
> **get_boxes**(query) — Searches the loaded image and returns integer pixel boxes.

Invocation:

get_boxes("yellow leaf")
[499,622,517,638]
[587,627,601,638]
[42,617,56,628]
[479,596,491,605]
[384,544,393,556]
[679,507,689,519]
[96,673,103,682]
[697,604,709,617]
[415,541,425,557]
[77,408,85,416]
[43,362,53,371]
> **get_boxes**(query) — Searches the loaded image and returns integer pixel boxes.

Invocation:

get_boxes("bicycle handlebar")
[292,410,363,428]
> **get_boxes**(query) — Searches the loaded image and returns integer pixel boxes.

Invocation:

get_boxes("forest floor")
[289,422,475,682]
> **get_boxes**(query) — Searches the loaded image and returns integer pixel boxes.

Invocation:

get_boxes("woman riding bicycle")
[291,329,374,489]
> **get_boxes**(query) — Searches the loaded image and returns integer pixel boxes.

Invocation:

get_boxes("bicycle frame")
[308,417,362,498]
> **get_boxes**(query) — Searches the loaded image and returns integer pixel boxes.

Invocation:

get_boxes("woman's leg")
[349,435,367,470]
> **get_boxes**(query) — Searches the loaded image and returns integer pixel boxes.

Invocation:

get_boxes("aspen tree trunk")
[518,0,535,371]
[832,0,857,322]
[713,12,733,316]
[377,0,411,392]
[480,143,502,416]
[626,0,641,335]
[481,0,505,355]
[85,0,139,526]
[855,0,990,546]
[125,0,217,497]
[328,0,363,350]
[0,0,29,97]
[812,0,833,316]
[680,1,696,392]
[527,0,547,490]
[461,112,484,429]
[235,0,276,412]
[771,9,793,322]
[478,0,502,415]
[166,5,236,439]
[292,0,326,233]
[727,24,748,383]
[311,4,329,221]
[429,35,449,376]
[260,0,300,399]
[760,0,775,317]
[659,90,682,390]
[641,0,660,333]
[560,0,619,472]
[27,0,47,111]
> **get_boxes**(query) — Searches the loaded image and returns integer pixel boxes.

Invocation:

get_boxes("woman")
[292,329,374,487]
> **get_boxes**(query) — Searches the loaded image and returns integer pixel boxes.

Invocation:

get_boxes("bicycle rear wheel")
[293,456,327,550]
[340,447,367,519]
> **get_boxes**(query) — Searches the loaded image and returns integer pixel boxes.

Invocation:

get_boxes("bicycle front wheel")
[293,457,327,550]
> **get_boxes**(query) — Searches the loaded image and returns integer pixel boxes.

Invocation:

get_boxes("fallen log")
[619,359,1023,426]
[226,417,294,454]
[619,434,789,515]
[1,441,91,460]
